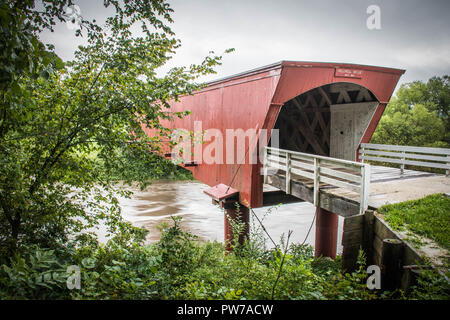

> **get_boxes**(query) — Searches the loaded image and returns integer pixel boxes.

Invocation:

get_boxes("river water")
[117,180,343,252]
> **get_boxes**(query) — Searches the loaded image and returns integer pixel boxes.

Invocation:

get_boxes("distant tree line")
[371,75,449,148]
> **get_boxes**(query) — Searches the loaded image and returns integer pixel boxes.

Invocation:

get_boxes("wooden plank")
[319,175,361,193]
[343,214,364,232]
[361,155,450,169]
[318,191,361,217]
[290,152,315,163]
[319,166,362,183]
[297,121,327,155]
[342,244,361,272]
[266,161,286,171]
[363,210,375,265]
[360,149,449,162]
[291,158,315,171]
[402,243,425,266]
[263,148,269,184]
[374,217,397,240]
[329,83,362,93]
[271,174,314,203]
[369,213,423,267]
[267,154,286,164]
[360,143,450,155]
[265,147,365,167]
[302,107,330,113]
[381,239,404,290]
[336,89,352,103]
[291,98,327,156]
[342,244,361,259]
[320,157,364,170]
[317,86,332,106]
[203,184,239,202]
[360,164,370,214]
[268,174,309,202]
[286,153,291,194]
[321,164,361,175]
[342,229,363,247]
[290,167,315,179]
[267,151,287,160]
[268,148,286,156]
[308,93,329,145]
[373,234,384,264]
[313,158,319,206]
[267,173,362,217]
[355,88,372,102]
[373,250,382,267]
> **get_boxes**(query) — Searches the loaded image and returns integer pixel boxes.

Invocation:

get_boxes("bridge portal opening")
[272,82,380,161]
[266,82,381,259]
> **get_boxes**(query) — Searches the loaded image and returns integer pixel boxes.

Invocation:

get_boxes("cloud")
[38,0,450,87]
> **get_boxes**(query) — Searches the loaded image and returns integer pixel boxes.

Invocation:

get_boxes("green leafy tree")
[371,76,449,147]
[0,0,228,257]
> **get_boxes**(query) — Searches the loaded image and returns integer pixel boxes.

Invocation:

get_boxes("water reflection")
[118,180,343,252]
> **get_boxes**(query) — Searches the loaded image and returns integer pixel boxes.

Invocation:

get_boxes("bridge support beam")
[314,207,338,258]
[224,203,250,252]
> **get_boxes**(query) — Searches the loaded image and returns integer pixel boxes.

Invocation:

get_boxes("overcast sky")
[40,0,450,88]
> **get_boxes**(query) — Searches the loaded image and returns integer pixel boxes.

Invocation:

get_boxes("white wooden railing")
[359,143,450,176]
[264,147,371,214]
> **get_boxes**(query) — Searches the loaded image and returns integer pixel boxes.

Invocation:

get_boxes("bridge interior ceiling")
[274,83,378,157]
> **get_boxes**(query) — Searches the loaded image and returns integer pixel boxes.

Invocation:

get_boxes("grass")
[378,193,450,251]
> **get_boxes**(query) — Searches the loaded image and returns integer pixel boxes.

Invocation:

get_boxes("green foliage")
[70,242,160,299]
[0,246,70,299]
[143,218,380,300]
[1,217,448,300]
[408,268,450,300]
[379,193,450,250]
[0,0,223,256]
[371,76,449,147]
[103,149,193,190]
[152,216,200,298]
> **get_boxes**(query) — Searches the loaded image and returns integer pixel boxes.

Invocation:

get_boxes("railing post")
[400,150,406,174]
[360,145,365,163]
[313,158,319,207]
[446,155,449,177]
[263,147,268,184]
[285,152,291,194]
[360,163,371,214]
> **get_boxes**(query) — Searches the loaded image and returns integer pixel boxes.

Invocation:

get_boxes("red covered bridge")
[142,60,406,256]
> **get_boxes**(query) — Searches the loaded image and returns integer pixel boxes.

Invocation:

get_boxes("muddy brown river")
[117,180,343,252]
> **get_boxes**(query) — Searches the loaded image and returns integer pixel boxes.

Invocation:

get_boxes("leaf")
[81,257,96,269]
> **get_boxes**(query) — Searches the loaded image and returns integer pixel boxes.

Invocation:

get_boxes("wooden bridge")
[262,143,449,267]
[143,60,450,259]
[263,144,450,217]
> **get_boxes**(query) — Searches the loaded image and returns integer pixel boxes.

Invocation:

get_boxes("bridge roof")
[206,60,404,88]
[143,61,405,208]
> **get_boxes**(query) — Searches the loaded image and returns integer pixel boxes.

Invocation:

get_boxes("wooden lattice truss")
[274,83,378,156]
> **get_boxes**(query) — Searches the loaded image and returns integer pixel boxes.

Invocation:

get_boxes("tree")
[0,0,229,257]
[371,76,449,147]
